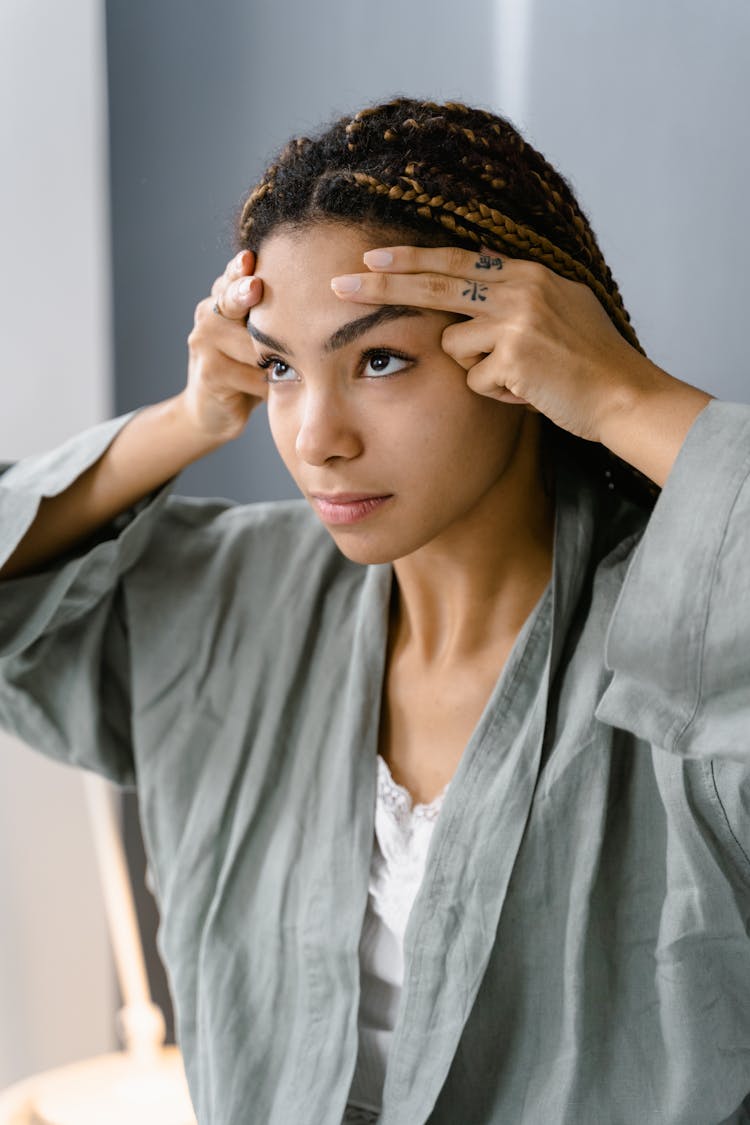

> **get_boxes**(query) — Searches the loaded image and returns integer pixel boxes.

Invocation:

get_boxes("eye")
[362,351,411,379]
[257,355,299,384]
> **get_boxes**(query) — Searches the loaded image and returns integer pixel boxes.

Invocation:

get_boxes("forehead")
[255,222,379,295]
[250,222,448,348]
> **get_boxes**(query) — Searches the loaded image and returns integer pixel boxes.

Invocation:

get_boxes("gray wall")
[518,0,750,400]
[107,0,503,505]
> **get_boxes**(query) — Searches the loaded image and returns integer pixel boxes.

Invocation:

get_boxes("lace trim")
[377,754,449,825]
[342,1105,380,1124]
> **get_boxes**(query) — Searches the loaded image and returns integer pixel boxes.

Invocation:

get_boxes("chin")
[326,534,400,567]
[324,524,430,567]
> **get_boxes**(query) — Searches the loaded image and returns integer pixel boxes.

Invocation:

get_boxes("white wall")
[0,0,116,1087]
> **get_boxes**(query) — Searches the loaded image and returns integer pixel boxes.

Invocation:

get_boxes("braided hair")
[233,97,659,511]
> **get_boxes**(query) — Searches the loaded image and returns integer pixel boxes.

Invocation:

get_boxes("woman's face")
[249,222,537,565]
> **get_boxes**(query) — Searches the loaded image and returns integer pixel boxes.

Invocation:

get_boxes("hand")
[331,245,656,444]
[183,250,268,441]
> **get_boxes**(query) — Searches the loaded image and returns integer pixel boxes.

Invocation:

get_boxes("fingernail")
[237,277,255,297]
[331,275,361,293]
[363,249,393,268]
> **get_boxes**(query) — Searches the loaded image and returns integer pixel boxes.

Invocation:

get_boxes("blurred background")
[1,0,749,1089]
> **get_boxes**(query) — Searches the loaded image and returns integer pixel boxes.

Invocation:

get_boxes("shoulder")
[160,494,324,545]
[138,493,357,595]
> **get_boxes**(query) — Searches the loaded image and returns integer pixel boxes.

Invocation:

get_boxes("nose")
[294,387,363,466]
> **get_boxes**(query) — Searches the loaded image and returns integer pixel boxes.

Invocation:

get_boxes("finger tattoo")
[475,255,503,271]
[462,280,489,302]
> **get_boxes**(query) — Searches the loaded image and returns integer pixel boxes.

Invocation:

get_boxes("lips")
[310,492,389,503]
[309,491,393,526]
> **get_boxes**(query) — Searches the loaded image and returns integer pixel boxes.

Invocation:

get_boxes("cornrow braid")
[411,102,624,303]
[349,171,640,351]
[239,136,311,240]
[350,99,635,337]
[232,96,660,510]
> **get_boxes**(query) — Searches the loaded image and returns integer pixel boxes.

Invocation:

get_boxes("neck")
[390,417,555,666]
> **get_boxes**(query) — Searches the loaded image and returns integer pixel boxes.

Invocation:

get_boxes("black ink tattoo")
[462,280,489,302]
[475,255,503,271]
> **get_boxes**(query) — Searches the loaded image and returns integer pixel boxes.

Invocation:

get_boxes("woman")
[1,98,748,1124]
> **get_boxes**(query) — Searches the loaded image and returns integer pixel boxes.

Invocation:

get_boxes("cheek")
[414,390,516,464]
[266,397,300,466]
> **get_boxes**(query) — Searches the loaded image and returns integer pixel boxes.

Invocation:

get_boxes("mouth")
[309,491,393,526]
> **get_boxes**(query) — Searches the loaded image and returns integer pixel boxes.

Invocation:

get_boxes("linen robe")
[1,398,749,1124]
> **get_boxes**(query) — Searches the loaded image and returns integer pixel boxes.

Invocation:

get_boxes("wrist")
[170,391,241,456]
[596,359,715,489]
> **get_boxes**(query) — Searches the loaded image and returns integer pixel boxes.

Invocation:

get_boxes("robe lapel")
[379,462,603,1125]
[285,561,394,1123]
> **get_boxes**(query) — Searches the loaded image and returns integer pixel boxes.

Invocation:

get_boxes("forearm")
[598,360,715,490]
[0,392,224,580]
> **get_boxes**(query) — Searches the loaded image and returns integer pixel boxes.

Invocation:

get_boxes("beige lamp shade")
[0,1046,195,1125]
[0,775,197,1125]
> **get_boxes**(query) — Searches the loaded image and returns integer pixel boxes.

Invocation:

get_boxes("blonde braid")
[345,99,409,150]
[239,137,310,243]
[239,172,277,241]
[375,105,632,330]
[350,172,641,352]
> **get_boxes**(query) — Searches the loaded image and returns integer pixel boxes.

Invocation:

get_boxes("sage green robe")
[1,399,749,1124]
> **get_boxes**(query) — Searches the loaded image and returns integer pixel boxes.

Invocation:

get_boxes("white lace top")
[343,755,451,1124]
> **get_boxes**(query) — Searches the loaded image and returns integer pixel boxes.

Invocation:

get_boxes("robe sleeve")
[594,397,750,765]
[0,411,175,786]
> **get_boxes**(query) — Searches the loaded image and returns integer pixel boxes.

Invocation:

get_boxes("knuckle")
[426,273,452,298]
[228,279,248,307]
[194,298,211,325]
[525,285,548,319]
[525,263,551,299]
[193,297,217,330]
[524,259,546,279]
[448,246,467,274]
[516,258,545,283]
[372,271,390,296]
[441,323,460,352]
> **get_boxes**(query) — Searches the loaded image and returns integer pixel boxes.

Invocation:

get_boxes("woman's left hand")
[331,245,659,444]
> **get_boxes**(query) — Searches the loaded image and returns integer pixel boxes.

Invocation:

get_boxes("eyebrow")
[246,305,424,357]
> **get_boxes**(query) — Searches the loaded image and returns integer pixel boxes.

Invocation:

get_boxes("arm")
[594,396,750,760]
[596,365,715,489]
[1,249,266,581]
[0,250,265,783]
[0,394,220,579]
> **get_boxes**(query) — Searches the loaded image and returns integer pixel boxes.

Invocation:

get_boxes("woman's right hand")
[182,250,267,442]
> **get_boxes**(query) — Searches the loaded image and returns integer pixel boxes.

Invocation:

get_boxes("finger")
[220,249,256,285]
[210,250,257,301]
[361,244,509,279]
[190,346,269,401]
[229,249,256,279]
[441,317,498,362]
[192,297,264,365]
[465,352,529,404]
[331,268,501,316]
[211,274,264,319]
